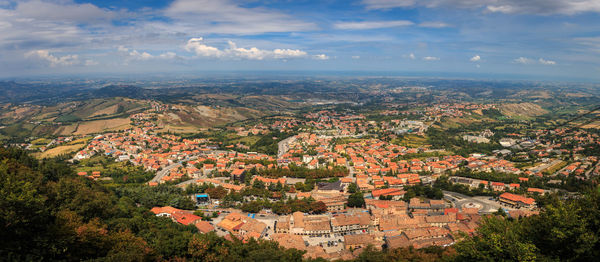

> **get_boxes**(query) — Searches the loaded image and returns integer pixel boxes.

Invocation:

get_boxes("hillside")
[0,96,273,139]
[499,102,548,118]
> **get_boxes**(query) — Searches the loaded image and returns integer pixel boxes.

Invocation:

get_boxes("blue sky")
[1,0,600,81]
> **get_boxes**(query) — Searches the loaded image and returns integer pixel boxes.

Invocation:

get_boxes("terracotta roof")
[194,220,215,233]
[499,192,535,205]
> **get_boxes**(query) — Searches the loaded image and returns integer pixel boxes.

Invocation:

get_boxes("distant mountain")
[0,81,88,104]
[91,85,149,99]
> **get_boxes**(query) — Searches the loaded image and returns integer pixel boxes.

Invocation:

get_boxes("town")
[42,100,598,260]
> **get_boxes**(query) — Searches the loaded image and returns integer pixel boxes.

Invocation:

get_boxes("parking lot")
[303,234,344,253]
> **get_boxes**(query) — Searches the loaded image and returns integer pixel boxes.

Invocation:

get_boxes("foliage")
[426,128,502,156]
[4,147,600,261]
[113,183,196,210]
[454,191,600,261]
[347,183,359,193]
[347,192,365,208]
[258,164,348,179]
[188,232,305,262]
[403,184,444,200]
[434,176,493,197]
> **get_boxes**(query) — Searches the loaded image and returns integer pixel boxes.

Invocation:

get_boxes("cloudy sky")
[1,0,600,80]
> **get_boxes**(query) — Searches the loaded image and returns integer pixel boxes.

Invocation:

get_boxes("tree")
[253,179,265,190]
[241,201,263,213]
[205,186,228,199]
[494,208,507,217]
[454,216,538,261]
[347,192,365,208]
[347,183,359,193]
[522,194,599,261]
[311,201,328,214]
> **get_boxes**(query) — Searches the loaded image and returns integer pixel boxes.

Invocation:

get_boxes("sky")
[1,0,600,81]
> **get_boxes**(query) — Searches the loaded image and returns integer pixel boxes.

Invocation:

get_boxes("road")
[443,191,505,214]
[584,161,600,179]
[551,161,570,177]
[149,156,197,183]
[277,136,296,158]
[176,178,199,187]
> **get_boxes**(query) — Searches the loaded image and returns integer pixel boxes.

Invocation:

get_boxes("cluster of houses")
[71,101,587,260]
[150,206,215,234]
[449,176,548,200]
[150,192,540,260]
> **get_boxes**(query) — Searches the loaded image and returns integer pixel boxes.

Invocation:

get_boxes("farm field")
[72,118,131,135]
[36,144,86,159]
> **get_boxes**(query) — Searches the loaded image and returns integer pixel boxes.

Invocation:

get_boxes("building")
[331,213,370,234]
[408,198,446,215]
[290,212,332,236]
[499,193,536,208]
[230,168,246,182]
[317,180,344,193]
[193,220,215,234]
[319,195,346,212]
[344,234,380,250]
[371,188,406,200]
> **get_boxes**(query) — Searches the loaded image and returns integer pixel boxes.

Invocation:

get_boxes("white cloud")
[403,53,416,60]
[334,20,414,30]
[352,55,360,59]
[118,46,180,61]
[25,50,79,67]
[484,0,600,15]
[538,58,556,65]
[514,57,557,65]
[165,0,316,34]
[84,59,98,66]
[418,22,451,28]
[470,55,481,62]
[361,0,600,15]
[514,57,535,64]
[184,38,223,57]
[313,54,330,60]
[184,37,314,60]
[362,0,416,10]
[128,50,153,60]
[15,0,119,23]
[158,52,177,59]
[423,56,440,61]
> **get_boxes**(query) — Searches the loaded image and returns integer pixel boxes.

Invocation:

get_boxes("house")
[319,196,346,212]
[344,234,380,250]
[527,187,546,195]
[275,216,290,233]
[499,193,536,208]
[491,182,506,191]
[230,168,246,182]
[425,213,457,227]
[371,188,406,200]
[239,219,268,238]
[193,220,215,234]
[217,213,246,234]
[331,213,370,234]
[290,212,332,236]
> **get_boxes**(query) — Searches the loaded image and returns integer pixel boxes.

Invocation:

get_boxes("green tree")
[347,183,359,193]
[454,216,538,261]
[347,192,365,208]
